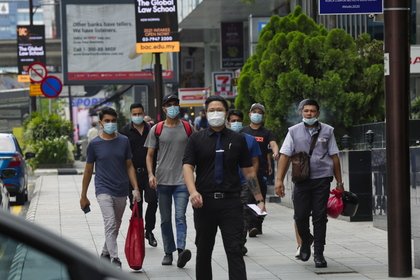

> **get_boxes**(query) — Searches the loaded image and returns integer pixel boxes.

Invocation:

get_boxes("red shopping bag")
[125,203,145,270]
[327,189,344,219]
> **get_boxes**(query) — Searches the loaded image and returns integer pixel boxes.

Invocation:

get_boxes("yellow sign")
[136,42,180,54]
[18,75,30,83]
[30,83,43,96]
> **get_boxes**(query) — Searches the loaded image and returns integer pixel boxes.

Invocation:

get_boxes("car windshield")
[0,232,71,280]
[0,138,15,152]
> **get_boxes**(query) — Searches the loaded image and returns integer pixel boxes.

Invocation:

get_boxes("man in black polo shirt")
[183,95,265,280]
[119,103,158,247]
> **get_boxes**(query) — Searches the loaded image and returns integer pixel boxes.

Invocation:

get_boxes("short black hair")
[205,95,228,112]
[302,99,319,111]
[228,109,243,122]
[130,103,144,112]
[98,106,117,120]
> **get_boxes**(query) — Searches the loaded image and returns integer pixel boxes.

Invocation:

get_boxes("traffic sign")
[28,62,47,83]
[29,83,43,96]
[41,76,62,98]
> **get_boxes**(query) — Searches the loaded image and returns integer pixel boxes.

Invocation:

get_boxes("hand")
[190,191,203,208]
[275,182,286,198]
[273,153,280,161]
[80,196,90,211]
[336,185,345,193]
[133,190,141,202]
[268,167,273,175]
[149,175,157,190]
[257,201,266,213]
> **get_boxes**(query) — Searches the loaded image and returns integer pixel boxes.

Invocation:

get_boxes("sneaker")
[111,257,122,268]
[177,249,191,268]
[162,253,173,265]
[249,228,259,237]
[100,253,110,261]
[295,246,301,260]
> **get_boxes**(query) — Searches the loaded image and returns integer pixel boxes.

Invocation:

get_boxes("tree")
[236,6,384,145]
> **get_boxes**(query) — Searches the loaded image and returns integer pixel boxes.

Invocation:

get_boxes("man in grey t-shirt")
[145,94,193,268]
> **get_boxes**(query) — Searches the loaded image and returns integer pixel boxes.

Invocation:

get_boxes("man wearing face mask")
[227,109,263,256]
[183,96,265,280]
[119,103,158,248]
[275,99,344,268]
[145,94,193,268]
[80,106,141,269]
[241,103,279,237]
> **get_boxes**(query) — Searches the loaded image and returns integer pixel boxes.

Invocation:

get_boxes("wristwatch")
[256,199,265,204]
[336,182,344,186]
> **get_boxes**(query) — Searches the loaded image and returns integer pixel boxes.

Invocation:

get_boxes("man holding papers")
[183,95,265,280]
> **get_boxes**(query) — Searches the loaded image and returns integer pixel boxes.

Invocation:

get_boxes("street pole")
[154,53,163,121]
[384,0,412,277]
[29,0,37,112]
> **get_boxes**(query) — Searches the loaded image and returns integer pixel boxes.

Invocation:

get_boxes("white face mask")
[207,112,226,127]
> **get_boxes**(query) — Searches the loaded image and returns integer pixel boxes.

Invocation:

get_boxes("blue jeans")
[157,184,189,253]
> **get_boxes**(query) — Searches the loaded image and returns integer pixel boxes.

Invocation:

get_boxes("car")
[0,208,137,280]
[0,169,16,211]
[0,133,35,205]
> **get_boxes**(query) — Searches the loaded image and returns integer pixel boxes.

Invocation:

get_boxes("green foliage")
[412,96,420,119]
[236,6,385,145]
[23,112,74,170]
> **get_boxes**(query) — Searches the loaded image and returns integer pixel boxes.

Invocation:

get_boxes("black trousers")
[194,197,246,280]
[293,177,332,254]
[128,170,158,233]
[248,174,267,232]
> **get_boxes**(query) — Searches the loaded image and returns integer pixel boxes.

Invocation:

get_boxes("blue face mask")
[166,106,180,119]
[302,117,318,126]
[132,116,144,125]
[250,113,263,124]
[229,122,243,132]
[103,123,117,134]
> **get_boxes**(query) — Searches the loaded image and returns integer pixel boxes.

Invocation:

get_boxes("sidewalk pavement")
[29,164,420,279]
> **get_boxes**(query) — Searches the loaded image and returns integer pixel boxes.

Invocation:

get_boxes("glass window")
[0,138,15,152]
[0,233,71,280]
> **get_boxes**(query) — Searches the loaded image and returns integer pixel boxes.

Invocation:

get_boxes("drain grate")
[315,271,358,275]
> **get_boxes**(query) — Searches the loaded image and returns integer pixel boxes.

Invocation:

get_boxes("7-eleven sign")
[212,72,234,96]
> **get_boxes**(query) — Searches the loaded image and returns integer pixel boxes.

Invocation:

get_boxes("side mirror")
[25,152,36,160]
[1,169,17,180]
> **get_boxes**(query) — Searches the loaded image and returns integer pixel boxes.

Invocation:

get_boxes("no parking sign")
[28,62,62,98]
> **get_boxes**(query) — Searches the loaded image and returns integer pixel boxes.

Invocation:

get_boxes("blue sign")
[319,0,383,15]
[41,76,62,98]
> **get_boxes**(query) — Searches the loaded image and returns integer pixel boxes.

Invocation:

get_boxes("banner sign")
[178,88,207,107]
[319,0,383,15]
[61,0,178,85]
[134,0,180,53]
[17,25,46,77]
[221,22,244,69]
[212,72,234,97]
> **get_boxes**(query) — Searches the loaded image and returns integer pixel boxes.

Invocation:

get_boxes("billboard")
[61,0,178,85]
[134,0,180,53]
[17,25,46,81]
[319,0,383,15]
[221,22,244,69]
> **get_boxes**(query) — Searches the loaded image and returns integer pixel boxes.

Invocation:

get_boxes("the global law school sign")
[134,0,180,53]
[319,0,383,15]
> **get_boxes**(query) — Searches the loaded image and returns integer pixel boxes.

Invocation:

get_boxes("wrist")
[336,182,344,186]
[132,190,140,195]
[256,199,265,204]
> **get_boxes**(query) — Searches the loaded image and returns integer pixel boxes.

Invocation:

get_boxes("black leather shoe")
[177,249,191,268]
[314,253,327,268]
[162,253,173,265]
[299,234,314,262]
[146,231,158,247]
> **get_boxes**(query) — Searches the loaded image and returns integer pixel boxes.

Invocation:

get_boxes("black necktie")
[214,132,224,184]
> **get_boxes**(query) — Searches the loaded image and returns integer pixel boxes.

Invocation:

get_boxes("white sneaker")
[295,246,301,259]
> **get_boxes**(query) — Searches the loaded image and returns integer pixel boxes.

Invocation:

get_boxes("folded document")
[247,204,268,216]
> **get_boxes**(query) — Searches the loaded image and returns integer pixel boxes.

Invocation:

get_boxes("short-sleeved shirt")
[241,125,276,175]
[86,134,132,197]
[239,133,262,184]
[144,121,192,185]
[183,127,252,193]
[280,122,339,179]
[119,121,150,169]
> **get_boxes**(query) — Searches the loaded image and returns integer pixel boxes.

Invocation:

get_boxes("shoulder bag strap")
[308,124,321,157]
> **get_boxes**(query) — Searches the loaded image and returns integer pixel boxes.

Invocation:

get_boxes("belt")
[136,167,147,173]
[201,192,240,199]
